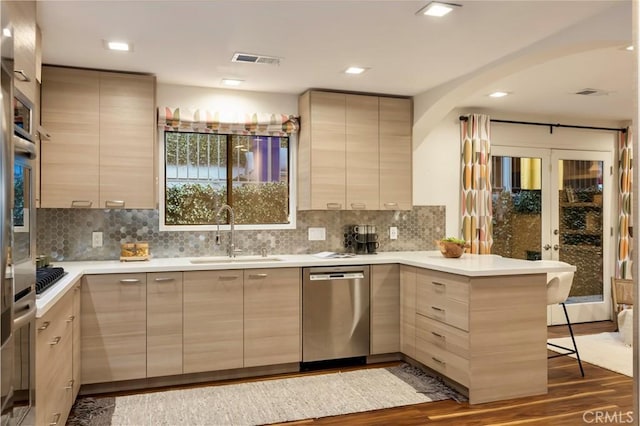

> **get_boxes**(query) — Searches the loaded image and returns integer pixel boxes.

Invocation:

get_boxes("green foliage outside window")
[165,182,288,225]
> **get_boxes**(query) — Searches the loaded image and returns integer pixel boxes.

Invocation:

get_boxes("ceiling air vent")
[574,88,607,96]
[232,52,281,66]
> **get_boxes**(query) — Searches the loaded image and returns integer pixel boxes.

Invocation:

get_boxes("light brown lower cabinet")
[244,268,300,367]
[71,282,81,399]
[35,284,75,426]
[183,270,244,374]
[81,273,147,384]
[399,265,417,358]
[370,264,400,355]
[147,272,183,377]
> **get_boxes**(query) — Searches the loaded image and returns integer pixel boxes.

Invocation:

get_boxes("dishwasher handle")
[309,272,365,281]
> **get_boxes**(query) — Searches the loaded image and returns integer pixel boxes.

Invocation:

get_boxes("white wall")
[412,108,620,237]
[157,83,297,114]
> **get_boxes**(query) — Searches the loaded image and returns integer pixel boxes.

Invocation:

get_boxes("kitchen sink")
[189,256,283,264]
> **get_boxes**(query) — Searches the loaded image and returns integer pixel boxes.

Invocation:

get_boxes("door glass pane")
[491,155,542,260]
[558,159,603,303]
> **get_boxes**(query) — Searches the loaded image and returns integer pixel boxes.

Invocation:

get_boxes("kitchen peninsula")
[35,251,573,424]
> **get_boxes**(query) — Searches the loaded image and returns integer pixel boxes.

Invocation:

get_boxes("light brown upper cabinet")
[379,97,412,210]
[298,90,412,210]
[7,0,37,104]
[40,66,156,209]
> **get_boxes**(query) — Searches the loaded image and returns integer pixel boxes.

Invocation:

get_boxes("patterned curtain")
[158,107,299,136]
[460,114,493,254]
[616,126,633,279]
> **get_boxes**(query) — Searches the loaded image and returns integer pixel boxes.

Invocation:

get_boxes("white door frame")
[492,146,614,324]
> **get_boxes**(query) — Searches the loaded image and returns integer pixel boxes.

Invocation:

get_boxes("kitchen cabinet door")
[81,274,147,384]
[370,264,400,354]
[298,91,346,210]
[41,66,100,208]
[7,0,37,103]
[346,95,379,210]
[147,272,183,377]
[379,97,412,210]
[183,270,243,373]
[244,268,300,367]
[99,72,156,209]
[399,265,416,358]
[35,286,74,426]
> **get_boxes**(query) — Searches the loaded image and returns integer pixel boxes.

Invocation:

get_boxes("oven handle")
[13,299,36,329]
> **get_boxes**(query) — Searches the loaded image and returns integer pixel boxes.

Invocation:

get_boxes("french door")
[491,147,612,324]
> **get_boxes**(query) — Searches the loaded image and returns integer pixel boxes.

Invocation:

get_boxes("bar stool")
[546,271,584,377]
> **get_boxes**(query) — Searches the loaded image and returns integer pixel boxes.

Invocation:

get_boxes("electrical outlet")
[390,227,398,240]
[308,227,326,241]
[92,231,103,248]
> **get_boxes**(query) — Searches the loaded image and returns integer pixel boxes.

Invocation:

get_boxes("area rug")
[548,332,632,377]
[67,363,465,426]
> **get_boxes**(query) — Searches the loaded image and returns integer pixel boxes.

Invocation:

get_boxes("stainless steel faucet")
[215,204,238,258]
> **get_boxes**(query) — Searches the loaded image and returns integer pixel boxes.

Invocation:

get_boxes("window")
[162,131,292,229]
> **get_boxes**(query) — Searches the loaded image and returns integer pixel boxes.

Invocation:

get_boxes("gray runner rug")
[67,363,465,426]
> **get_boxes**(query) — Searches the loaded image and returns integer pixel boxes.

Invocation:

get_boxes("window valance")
[158,107,299,136]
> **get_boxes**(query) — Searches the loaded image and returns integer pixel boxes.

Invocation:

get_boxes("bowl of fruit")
[436,237,469,258]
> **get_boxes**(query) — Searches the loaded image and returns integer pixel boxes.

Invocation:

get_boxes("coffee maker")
[345,224,379,254]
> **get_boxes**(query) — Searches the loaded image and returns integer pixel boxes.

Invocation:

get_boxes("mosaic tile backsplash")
[36,206,445,261]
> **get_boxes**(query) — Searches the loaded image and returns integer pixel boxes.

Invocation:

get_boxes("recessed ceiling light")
[222,78,244,86]
[104,40,132,52]
[2,28,12,38]
[488,91,510,98]
[345,67,368,75]
[417,2,461,17]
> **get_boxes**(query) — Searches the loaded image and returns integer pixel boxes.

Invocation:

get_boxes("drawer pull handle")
[38,321,50,331]
[326,203,342,210]
[154,277,175,282]
[431,306,445,312]
[383,202,398,209]
[66,315,75,323]
[49,413,61,426]
[432,282,445,287]
[219,276,239,281]
[105,200,125,208]
[431,331,445,339]
[49,336,61,346]
[71,200,93,208]
[432,357,446,366]
[350,203,366,210]
[64,379,74,390]
[119,279,141,284]
[249,274,268,279]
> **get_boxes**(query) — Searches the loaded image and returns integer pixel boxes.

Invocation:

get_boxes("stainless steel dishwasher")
[302,265,370,363]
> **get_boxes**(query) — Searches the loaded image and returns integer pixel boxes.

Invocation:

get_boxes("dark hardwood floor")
[274,320,633,426]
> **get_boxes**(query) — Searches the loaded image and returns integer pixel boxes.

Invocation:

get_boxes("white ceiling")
[37,0,633,122]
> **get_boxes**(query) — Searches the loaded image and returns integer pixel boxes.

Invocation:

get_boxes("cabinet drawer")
[416,314,469,359]
[36,292,73,348]
[417,271,469,302]
[416,334,469,387]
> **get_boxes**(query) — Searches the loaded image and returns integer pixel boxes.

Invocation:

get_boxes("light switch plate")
[92,231,103,248]
[390,227,398,240]
[308,227,326,241]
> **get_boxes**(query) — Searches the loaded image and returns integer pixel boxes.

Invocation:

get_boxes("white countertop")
[35,251,575,318]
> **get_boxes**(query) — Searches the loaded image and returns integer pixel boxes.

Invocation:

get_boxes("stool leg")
[562,302,585,377]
